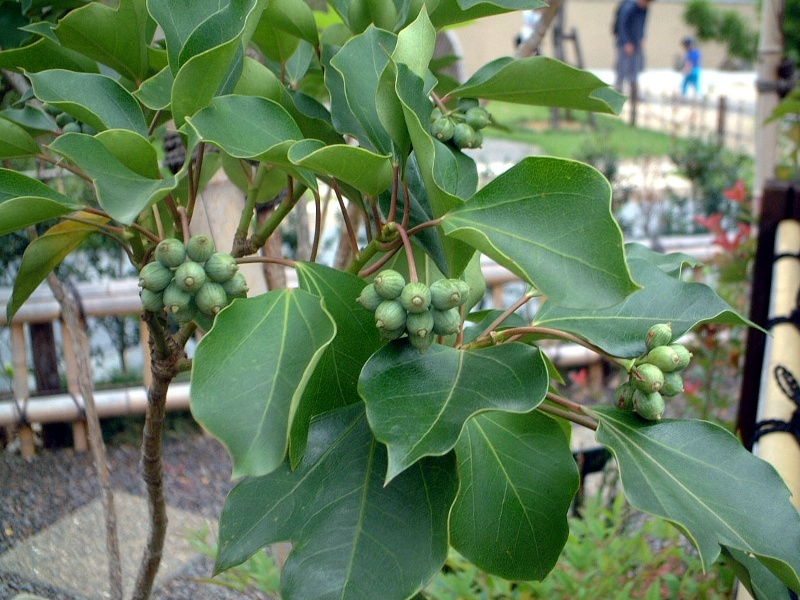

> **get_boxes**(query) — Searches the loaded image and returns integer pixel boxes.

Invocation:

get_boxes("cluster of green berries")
[357,269,470,352]
[430,98,491,150]
[614,323,693,421]
[42,103,96,135]
[138,235,248,323]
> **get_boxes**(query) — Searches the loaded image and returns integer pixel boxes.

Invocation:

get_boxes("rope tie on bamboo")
[765,288,800,329]
[68,392,86,420]
[751,366,800,447]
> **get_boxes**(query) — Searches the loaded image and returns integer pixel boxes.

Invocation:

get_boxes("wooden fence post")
[717,95,728,143]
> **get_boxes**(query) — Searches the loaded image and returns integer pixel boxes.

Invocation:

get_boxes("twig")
[36,153,92,184]
[152,205,165,240]
[147,110,162,137]
[330,178,359,261]
[387,164,399,223]
[311,190,322,262]
[394,224,418,282]
[401,178,411,229]
[84,207,161,244]
[188,142,205,222]
[177,206,190,244]
[546,390,586,414]
[478,290,539,339]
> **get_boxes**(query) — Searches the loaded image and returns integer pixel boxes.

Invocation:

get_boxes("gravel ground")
[0,433,249,600]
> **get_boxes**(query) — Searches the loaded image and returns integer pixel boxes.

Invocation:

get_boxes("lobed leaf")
[450,411,579,580]
[591,407,800,593]
[190,289,337,478]
[442,156,638,309]
[216,403,457,600]
[360,341,548,481]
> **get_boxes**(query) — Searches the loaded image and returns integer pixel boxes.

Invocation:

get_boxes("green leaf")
[442,156,638,309]
[0,118,40,158]
[190,289,337,478]
[591,407,800,593]
[27,70,148,135]
[288,140,393,196]
[48,133,176,225]
[328,26,396,155]
[291,262,383,466]
[1,105,58,133]
[451,56,624,114]
[232,56,284,101]
[450,411,579,580]
[53,0,156,82]
[0,38,99,74]
[0,169,83,237]
[260,0,319,46]
[215,403,458,600]
[429,0,546,28]
[723,546,794,600]
[7,214,108,322]
[360,341,548,481]
[533,256,752,357]
[186,95,303,162]
[95,130,161,179]
[624,242,703,277]
[134,66,173,110]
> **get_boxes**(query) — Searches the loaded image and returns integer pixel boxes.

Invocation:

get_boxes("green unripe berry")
[400,282,432,313]
[645,323,672,351]
[80,123,98,135]
[429,279,469,310]
[373,269,406,300]
[155,238,186,268]
[645,345,681,373]
[43,103,61,116]
[195,281,229,316]
[631,363,664,393]
[457,97,480,112]
[431,117,455,142]
[374,300,407,331]
[464,106,490,130]
[171,300,198,324]
[430,107,443,123]
[661,372,684,397]
[138,261,173,292]
[204,252,239,283]
[670,344,692,371]
[186,234,216,263]
[55,112,75,128]
[614,381,636,410]
[61,121,82,134]
[222,272,249,297]
[139,288,165,313]
[408,330,435,352]
[163,282,193,314]
[173,261,207,293]
[432,307,461,336]
[633,389,666,420]
[452,122,478,149]
[406,310,434,338]
[380,326,407,341]
[357,284,383,312]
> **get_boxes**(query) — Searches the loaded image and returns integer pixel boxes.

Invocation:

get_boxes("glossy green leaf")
[170,40,244,127]
[0,118,40,157]
[191,289,337,478]
[95,130,161,178]
[177,0,263,66]
[231,56,284,101]
[723,546,794,600]
[451,56,624,114]
[624,242,703,277]
[328,27,396,155]
[27,70,147,135]
[260,0,319,46]
[216,403,458,600]
[533,256,752,357]
[591,407,800,593]
[134,66,173,110]
[291,262,383,466]
[442,157,637,309]
[7,214,108,322]
[450,411,579,580]
[0,38,99,74]
[288,140,393,196]
[429,0,546,28]
[48,133,176,225]
[0,169,83,237]
[53,0,155,82]
[360,341,548,481]
[1,105,58,133]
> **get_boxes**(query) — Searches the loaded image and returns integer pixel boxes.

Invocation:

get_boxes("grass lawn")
[484,101,677,160]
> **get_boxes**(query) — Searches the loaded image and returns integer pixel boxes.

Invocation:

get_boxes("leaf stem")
[151,205,165,240]
[478,290,539,338]
[546,390,586,414]
[330,178,359,261]
[311,190,322,262]
[394,224,418,282]
[537,403,598,431]
[187,142,205,222]
[37,153,92,184]
[247,179,306,257]
[233,165,270,254]
[387,163,399,223]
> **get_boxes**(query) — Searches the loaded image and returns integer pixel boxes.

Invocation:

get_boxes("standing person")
[614,0,654,124]
[681,37,701,96]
